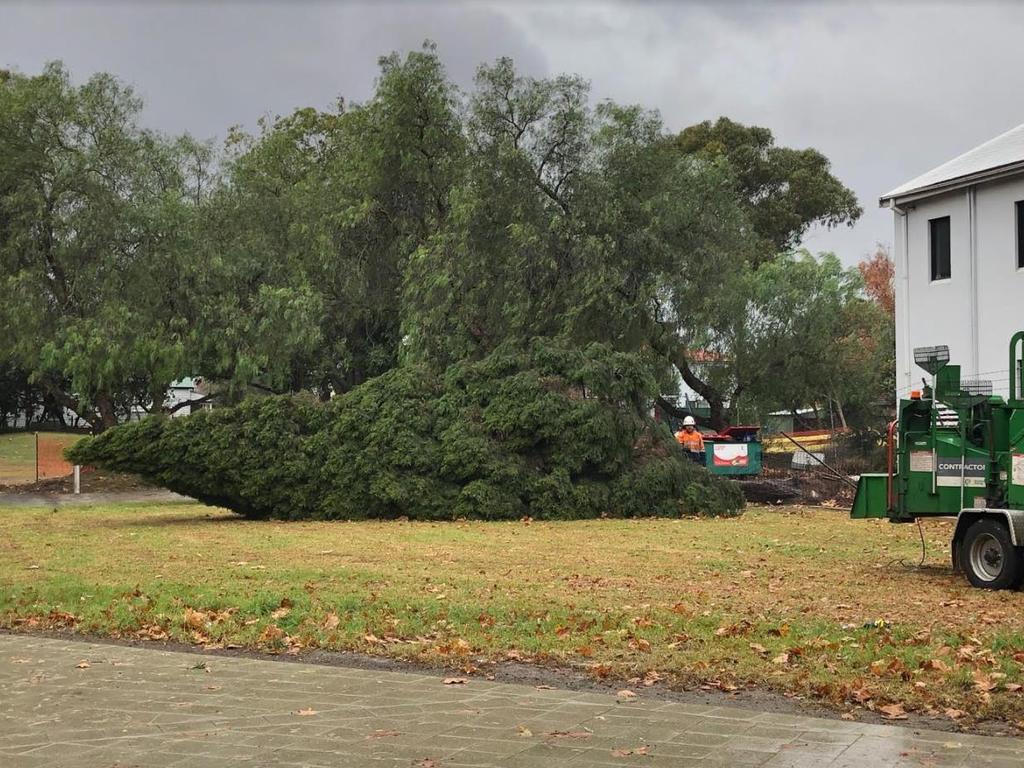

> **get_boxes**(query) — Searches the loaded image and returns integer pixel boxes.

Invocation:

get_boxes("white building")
[882,123,1024,400]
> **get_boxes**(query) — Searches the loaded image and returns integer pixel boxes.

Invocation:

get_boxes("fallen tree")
[68,341,744,520]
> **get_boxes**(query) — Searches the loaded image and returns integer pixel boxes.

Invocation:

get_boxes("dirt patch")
[0,469,156,495]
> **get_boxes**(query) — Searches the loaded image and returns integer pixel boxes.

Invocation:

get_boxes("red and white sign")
[712,443,749,467]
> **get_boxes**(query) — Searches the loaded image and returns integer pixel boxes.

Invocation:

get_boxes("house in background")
[882,123,1024,400]
[165,377,211,416]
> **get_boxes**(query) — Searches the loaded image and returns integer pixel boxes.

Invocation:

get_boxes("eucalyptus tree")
[0,63,210,429]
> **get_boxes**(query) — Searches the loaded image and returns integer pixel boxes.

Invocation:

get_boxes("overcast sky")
[2,1,1022,265]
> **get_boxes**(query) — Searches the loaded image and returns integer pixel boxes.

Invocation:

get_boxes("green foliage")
[0,62,211,428]
[672,116,862,260]
[69,342,743,520]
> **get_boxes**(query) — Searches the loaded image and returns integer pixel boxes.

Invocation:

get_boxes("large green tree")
[0,63,209,429]
[199,44,465,398]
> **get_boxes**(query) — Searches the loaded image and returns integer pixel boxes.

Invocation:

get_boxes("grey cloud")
[2,0,1019,264]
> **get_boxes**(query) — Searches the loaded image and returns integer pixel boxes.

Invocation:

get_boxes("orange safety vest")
[675,429,704,452]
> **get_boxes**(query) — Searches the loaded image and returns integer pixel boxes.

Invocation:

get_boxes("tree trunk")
[93,390,119,432]
[669,346,729,432]
[833,397,848,430]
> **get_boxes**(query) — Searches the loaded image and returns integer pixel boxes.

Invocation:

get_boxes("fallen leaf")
[258,624,285,643]
[944,708,966,719]
[368,729,401,739]
[75,661,90,669]
[616,689,637,699]
[546,730,591,739]
[517,725,533,737]
[443,677,467,685]
[878,703,908,720]
[611,745,649,757]
[413,760,438,768]
[183,608,206,630]
[840,712,857,721]
[749,643,768,655]
[294,708,318,716]
[270,606,291,620]
[772,652,790,665]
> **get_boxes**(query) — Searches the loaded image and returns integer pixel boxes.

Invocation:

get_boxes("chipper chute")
[852,332,1024,589]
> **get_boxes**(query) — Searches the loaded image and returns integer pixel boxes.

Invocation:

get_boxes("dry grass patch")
[2,502,1024,726]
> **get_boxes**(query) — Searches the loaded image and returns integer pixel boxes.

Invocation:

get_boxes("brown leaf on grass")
[944,708,966,719]
[772,652,790,665]
[443,677,467,685]
[878,703,908,720]
[294,708,318,716]
[322,613,340,630]
[183,608,206,630]
[137,625,168,641]
[576,646,594,657]
[749,643,768,655]
[972,671,998,692]
[630,638,651,652]
[920,658,950,673]
[258,624,285,643]
[590,663,613,679]
[715,620,752,637]
[768,623,790,637]
[270,606,291,620]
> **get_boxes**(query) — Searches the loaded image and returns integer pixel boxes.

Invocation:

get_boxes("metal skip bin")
[704,426,762,476]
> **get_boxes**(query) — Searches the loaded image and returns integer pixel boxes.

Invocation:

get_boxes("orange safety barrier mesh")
[36,434,77,480]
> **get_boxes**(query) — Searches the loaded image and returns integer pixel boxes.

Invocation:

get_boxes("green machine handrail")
[1010,331,1024,402]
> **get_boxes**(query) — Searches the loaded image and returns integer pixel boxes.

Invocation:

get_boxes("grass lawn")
[0,432,82,484]
[3,502,1024,727]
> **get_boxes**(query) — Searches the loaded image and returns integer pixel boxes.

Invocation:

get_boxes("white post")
[73,465,81,495]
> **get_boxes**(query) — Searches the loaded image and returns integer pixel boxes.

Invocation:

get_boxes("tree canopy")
[1,47,888,439]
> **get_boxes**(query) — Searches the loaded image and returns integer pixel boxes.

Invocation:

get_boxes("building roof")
[880,122,1024,206]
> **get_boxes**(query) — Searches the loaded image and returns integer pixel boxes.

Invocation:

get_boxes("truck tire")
[960,519,1024,590]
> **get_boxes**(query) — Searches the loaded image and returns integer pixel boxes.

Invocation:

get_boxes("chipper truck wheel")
[960,519,1024,590]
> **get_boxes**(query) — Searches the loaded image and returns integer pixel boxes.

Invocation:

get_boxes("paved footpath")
[2,636,1023,768]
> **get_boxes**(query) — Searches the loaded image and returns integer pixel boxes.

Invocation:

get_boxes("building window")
[929,216,951,281]
[1016,201,1024,269]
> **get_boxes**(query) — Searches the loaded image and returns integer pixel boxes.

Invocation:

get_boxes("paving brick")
[2,634,1023,768]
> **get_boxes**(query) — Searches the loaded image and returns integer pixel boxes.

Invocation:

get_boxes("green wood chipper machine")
[853,332,1024,589]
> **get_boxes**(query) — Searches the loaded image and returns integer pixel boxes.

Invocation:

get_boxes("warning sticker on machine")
[936,458,986,488]
[1013,454,1024,486]
[909,451,933,473]
[712,443,749,467]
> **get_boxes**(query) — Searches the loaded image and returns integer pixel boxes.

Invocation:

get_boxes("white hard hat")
[682,415,696,426]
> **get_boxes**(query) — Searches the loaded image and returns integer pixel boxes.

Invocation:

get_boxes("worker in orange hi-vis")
[674,415,705,463]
